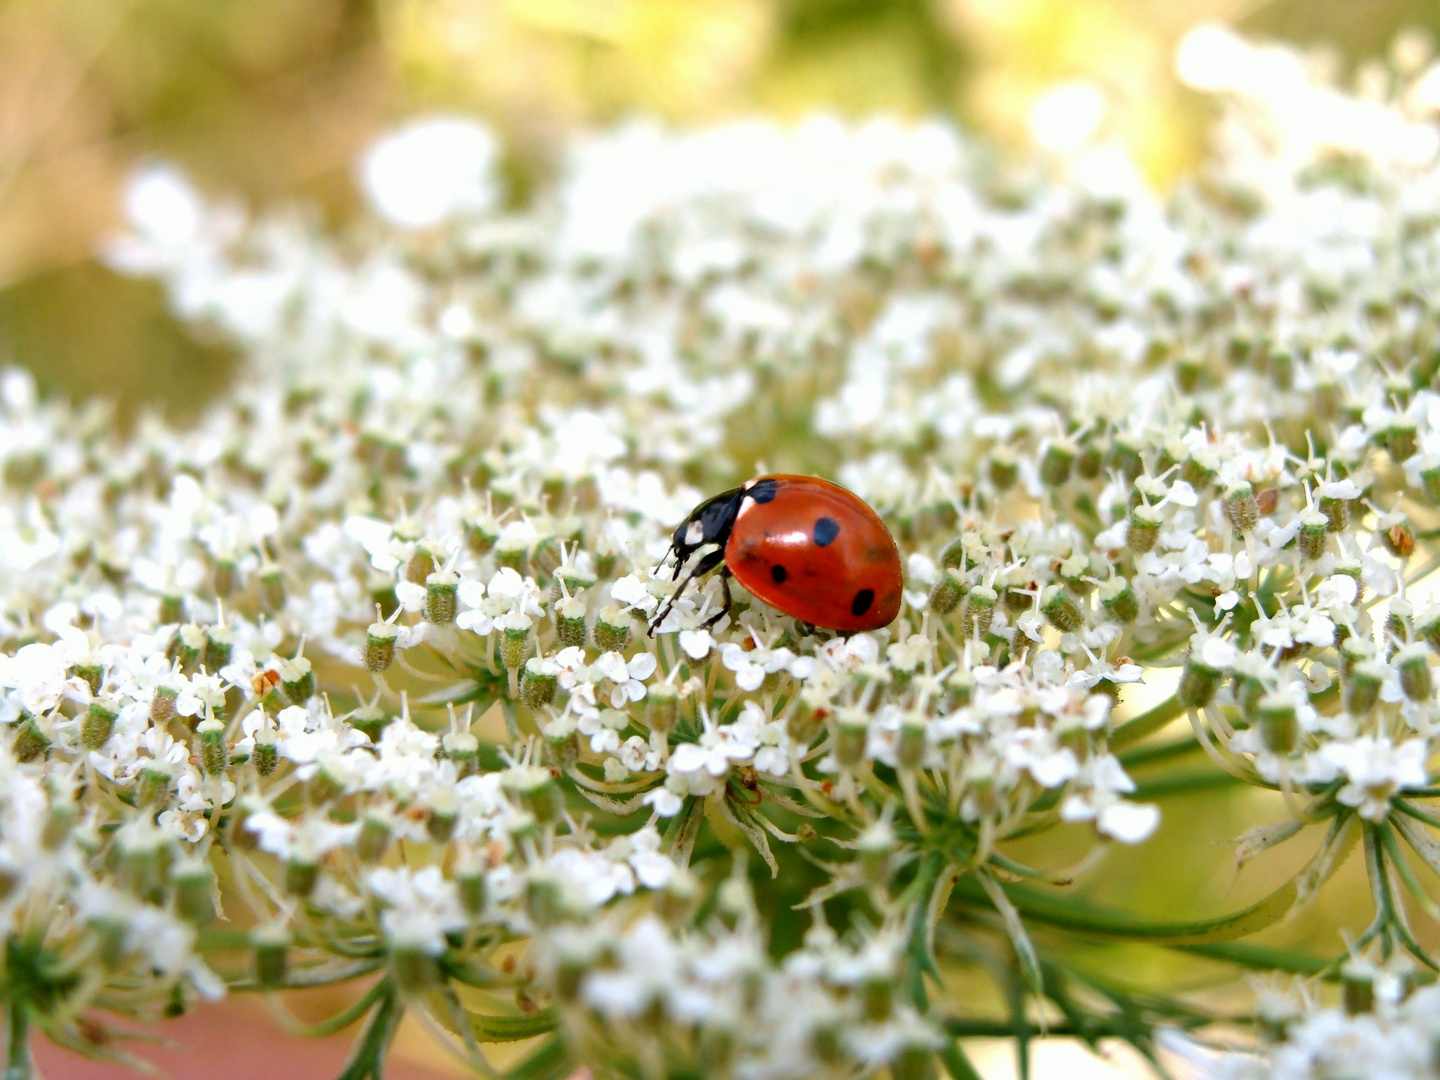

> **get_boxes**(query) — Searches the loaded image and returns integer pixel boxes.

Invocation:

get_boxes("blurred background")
[3,0,1440,421]
[4,1,1440,1077]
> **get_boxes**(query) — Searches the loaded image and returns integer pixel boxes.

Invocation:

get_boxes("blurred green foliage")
[0,0,1437,415]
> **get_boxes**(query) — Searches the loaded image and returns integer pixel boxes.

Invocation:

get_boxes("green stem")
[952,874,1298,944]
[1170,941,1336,978]
[939,1040,985,1080]
[1118,737,1204,769]
[336,982,402,1080]
[1131,767,1242,800]
[941,1016,1217,1039]
[1110,695,1185,749]
[283,979,387,1038]
[4,998,31,1080]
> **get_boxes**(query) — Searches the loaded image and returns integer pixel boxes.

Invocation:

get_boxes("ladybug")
[649,474,903,634]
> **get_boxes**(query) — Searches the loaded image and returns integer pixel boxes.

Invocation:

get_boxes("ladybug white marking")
[684,520,706,546]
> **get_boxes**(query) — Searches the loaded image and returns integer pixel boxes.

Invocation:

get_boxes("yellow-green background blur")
[2,0,1438,421]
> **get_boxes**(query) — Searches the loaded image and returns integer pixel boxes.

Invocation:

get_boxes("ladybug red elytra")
[649,474,903,634]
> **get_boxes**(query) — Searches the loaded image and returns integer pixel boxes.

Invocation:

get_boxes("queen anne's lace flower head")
[6,25,1440,1079]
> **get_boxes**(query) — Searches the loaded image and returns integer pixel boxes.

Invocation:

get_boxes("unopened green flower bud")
[277,656,314,705]
[555,593,587,648]
[886,712,923,772]
[891,1044,939,1080]
[405,546,435,585]
[1268,348,1295,388]
[1178,653,1223,709]
[959,585,996,639]
[854,819,896,884]
[74,659,103,696]
[1396,644,1433,703]
[655,866,699,925]
[1319,494,1351,533]
[519,659,558,710]
[159,593,185,626]
[136,766,172,807]
[365,620,400,672]
[253,924,291,989]
[1180,450,1219,489]
[543,715,580,769]
[252,727,279,776]
[11,715,49,762]
[457,867,487,917]
[1419,459,1440,504]
[811,1024,844,1066]
[356,814,391,863]
[443,731,480,779]
[197,719,228,776]
[862,974,895,1022]
[494,537,528,574]
[168,623,205,671]
[259,565,286,612]
[1297,510,1328,560]
[531,536,564,579]
[1345,661,1386,716]
[82,699,119,750]
[593,606,632,653]
[1223,482,1259,532]
[427,792,458,844]
[150,684,178,724]
[1256,694,1299,756]
[1418,606,1440,654]
[503,765,564,824]
[1383,416,1419,462]
[1108,436,1144,482]
[1098,578,1138,623]
[832,710,869,769]
[172,860,216,925]
[938,535,970,570]
[424,570,460,624]
[349,698,390,743]
[1041,585,1083,634]
[465,516,500,554]
[118,829,171,904]
[987,448,1019,490]
[284,856,318,898]
[525,870,568,928]
[927,567,966,615]
[1342,964,1375,1016]
[647,681,679,733]
[203,624,233,672]
[1039,439,1076,486]
[212,559,237,600]
[1339,636,1375,680]
[1075,442,1103,479]
[1002,584,1031,613]
[1388,600,1414,655]
[1127,504,1162,554]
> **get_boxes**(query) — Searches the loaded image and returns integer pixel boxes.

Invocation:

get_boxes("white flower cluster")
[3,26,1440,1080]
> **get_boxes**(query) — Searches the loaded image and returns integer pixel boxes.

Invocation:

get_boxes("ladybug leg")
[648,549,725,635]
[699,566,734,631]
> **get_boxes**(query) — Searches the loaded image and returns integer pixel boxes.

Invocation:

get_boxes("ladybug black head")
[669,487,744,567]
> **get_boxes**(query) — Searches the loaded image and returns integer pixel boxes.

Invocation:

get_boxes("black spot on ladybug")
[851,589,874,617]
[749,478,779,504]
[813,516,840,546]
[771,564,787,584]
